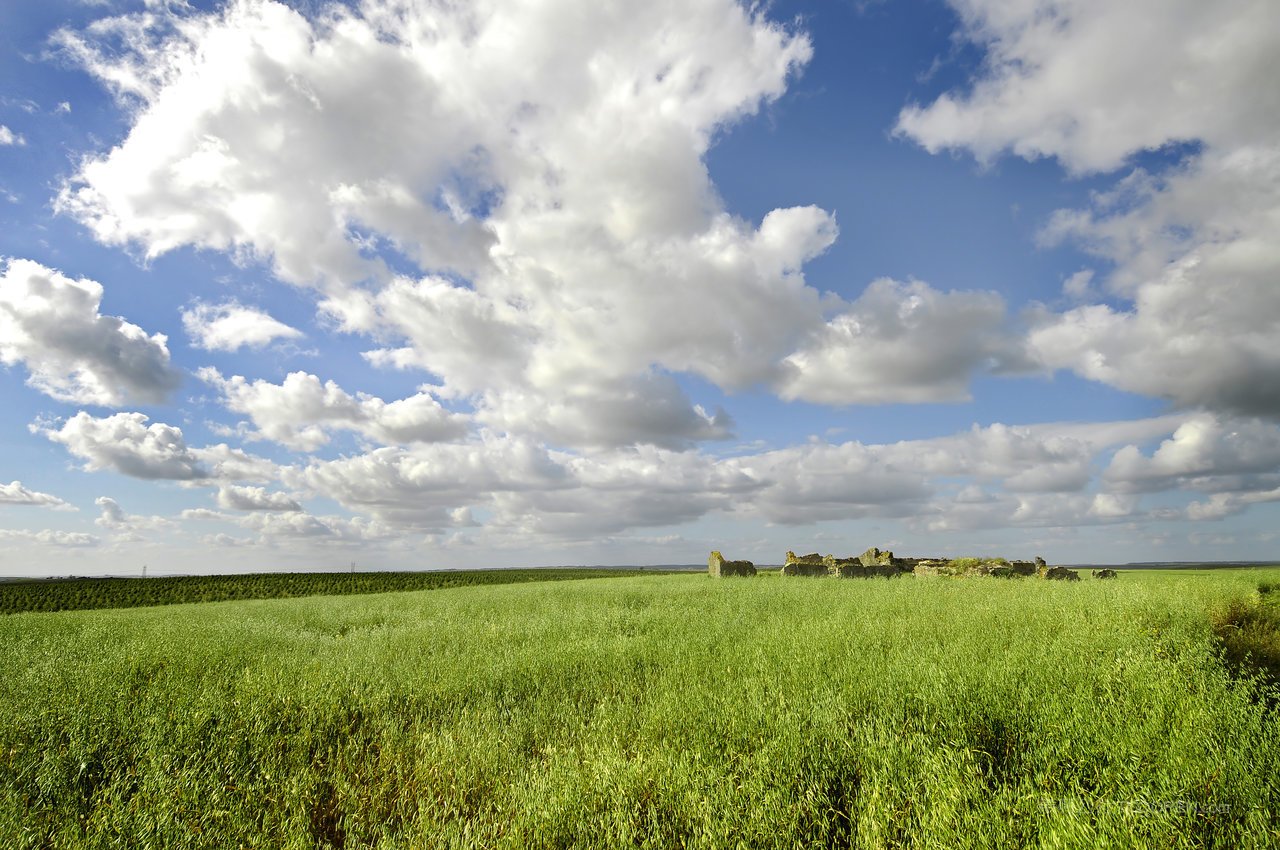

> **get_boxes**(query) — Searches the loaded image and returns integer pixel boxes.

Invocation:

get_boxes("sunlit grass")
[2,569,1278,848]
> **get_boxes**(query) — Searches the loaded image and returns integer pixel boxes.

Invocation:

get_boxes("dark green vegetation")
[0,568,665,615]
[1213,581,1280,689]
[2,569,1279,848]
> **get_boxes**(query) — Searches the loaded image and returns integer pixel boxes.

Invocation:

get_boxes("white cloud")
[198,368,468,450]
[476,375,734,451]
[38,411,205,479]
[0,125,24,146]
[215,485,301,512]
[241,510,394,544]
[726,439,928,525]
[1028,148,1280,417]
[1104,414,1280,493]
[94,495,171,537]
[36,411,279,482]
[778,279,1019,405]
[0,259,181,405]
[0,529,97,547]
[53,0,1015,451]
[898,0,1280,420]
[0,480,74,510]
[285,433,569,527]
[1185,488,1280,522]
[896,0,1280,174]
[180,507,236,521]
[182,299,302,351]
[189,443,281,483]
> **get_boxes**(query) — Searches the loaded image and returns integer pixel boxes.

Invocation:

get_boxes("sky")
[1,0,1279,576]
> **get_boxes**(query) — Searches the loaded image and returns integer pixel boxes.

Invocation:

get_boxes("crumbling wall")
[708,550,757,577]
[781,551,829,577]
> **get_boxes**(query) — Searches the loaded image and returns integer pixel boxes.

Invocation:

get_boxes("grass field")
[2,568,1278,848]
[0,568,669,616]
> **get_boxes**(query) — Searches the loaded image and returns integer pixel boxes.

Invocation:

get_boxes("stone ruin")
[710,548,1101,582]
[707,550,757,577]
[782,548,914,578]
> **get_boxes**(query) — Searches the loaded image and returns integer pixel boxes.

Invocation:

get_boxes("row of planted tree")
[709,548,1118,581]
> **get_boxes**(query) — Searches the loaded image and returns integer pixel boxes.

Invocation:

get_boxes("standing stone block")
[708,550,756,577]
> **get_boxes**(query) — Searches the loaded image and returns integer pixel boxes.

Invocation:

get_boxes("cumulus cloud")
[182,300,302,351]
[778,279,1020,405]
[241,510,394,544]
[285,433,569,526]
[36,411,278,482]
[215,484,301,512]
[1185,488,1280,522]
[0,529,97,547]
[896,0,1279,173]
[476,374,734,451]
[272,415,1191,540]
[0,259,181,405]
[0,125,24,146]
[94,496,171,538]
[199,368,468,450]
[1104,414,1280,493]
[898,0,1280,419]
[38,411,205,479]
[52,0,1015,451]
[0,480,74,510]
[1027,148,1280,416]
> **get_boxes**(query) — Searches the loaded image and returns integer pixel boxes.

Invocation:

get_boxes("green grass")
[2,569,1279,848]
[0,568,669,615]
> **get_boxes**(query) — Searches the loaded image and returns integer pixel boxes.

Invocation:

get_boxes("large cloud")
[897,0,1280,418]
[53,0,1015,451]
[896,0,1279,173]
[38,412,206,479]
[36,411,279,482]
[1104,414,1280,493]
[1027,148,1280,416]
[778,279,1017,405]
[199,368,469,450]
[0,258,181,405]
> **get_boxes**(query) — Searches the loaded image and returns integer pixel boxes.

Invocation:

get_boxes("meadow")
[2,568,1278,848]
[0,568,666,616]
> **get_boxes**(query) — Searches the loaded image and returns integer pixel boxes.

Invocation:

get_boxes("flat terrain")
[0,568,668,615]
[2,568,1278,848]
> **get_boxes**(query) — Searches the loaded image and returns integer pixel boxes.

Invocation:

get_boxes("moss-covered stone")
[858,547,895,567]
[708,551,756,577]
[779,551,828,577]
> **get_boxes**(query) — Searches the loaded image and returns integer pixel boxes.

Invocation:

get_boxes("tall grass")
[2,570,1278,848]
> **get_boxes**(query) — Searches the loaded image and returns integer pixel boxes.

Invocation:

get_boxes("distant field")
[0,568,669,615]
[2,568,1279,848]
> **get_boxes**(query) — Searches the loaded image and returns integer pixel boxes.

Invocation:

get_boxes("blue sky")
[2,0,1278,575]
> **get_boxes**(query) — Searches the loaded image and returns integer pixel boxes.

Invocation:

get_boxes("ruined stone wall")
[708,550,757,577]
